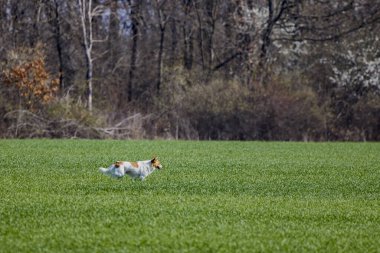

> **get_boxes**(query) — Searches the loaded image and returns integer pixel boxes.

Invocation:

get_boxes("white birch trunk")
[78,0,94,112]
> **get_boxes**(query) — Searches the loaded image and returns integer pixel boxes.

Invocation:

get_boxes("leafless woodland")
[1,0,379,140]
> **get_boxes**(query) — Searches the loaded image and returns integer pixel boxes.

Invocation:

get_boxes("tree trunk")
[53,0,65,90]
[170,17,177,65]
[156,4,167,94]
[78,0,94,111]
[205,0,215,69]
[183,2,193,70]
[85,47,93,112]
[127,0,139,102]
[157,26,165,93]
[194,3,205,69]
[259,0,274,68]
[258,0,289,84]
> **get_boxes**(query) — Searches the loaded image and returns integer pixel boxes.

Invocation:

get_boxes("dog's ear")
[151,156,157,162]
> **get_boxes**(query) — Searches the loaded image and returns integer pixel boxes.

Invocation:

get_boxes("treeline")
[0,0,379,140]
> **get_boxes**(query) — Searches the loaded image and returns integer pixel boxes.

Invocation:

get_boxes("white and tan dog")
[99,157,162,180]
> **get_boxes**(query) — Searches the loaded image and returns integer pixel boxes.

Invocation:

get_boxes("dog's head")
[114,161,123,168]
[151,157,163,169]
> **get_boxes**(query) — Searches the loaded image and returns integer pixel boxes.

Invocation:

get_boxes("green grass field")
[0,140,379,253]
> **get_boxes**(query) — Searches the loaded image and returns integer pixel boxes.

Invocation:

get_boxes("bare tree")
[153,0,171,93]
[124,0,140,102]
[259,0,289,66]
[182,0,194,70]
[51,0,65,90]
[76,0,104,111]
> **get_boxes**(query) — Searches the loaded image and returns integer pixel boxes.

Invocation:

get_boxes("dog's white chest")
[125,163,154,179]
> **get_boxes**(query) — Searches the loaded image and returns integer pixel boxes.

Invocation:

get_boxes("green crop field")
[0,140,379,253]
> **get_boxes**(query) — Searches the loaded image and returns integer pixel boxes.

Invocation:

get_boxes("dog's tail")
[99,167,109,175]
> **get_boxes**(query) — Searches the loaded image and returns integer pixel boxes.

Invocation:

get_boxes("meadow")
[0,140,379,253]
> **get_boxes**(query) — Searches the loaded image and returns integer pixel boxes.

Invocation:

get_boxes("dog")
[99,157,162,180]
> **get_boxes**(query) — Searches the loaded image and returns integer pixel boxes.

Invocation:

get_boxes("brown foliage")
[2,46,59,111]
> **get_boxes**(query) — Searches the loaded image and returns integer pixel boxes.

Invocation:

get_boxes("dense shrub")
[0,45,104,138]
[153,77,325,141]
[0,48,377,140]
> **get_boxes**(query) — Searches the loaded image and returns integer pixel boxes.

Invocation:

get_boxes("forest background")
[0,0,379,140]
